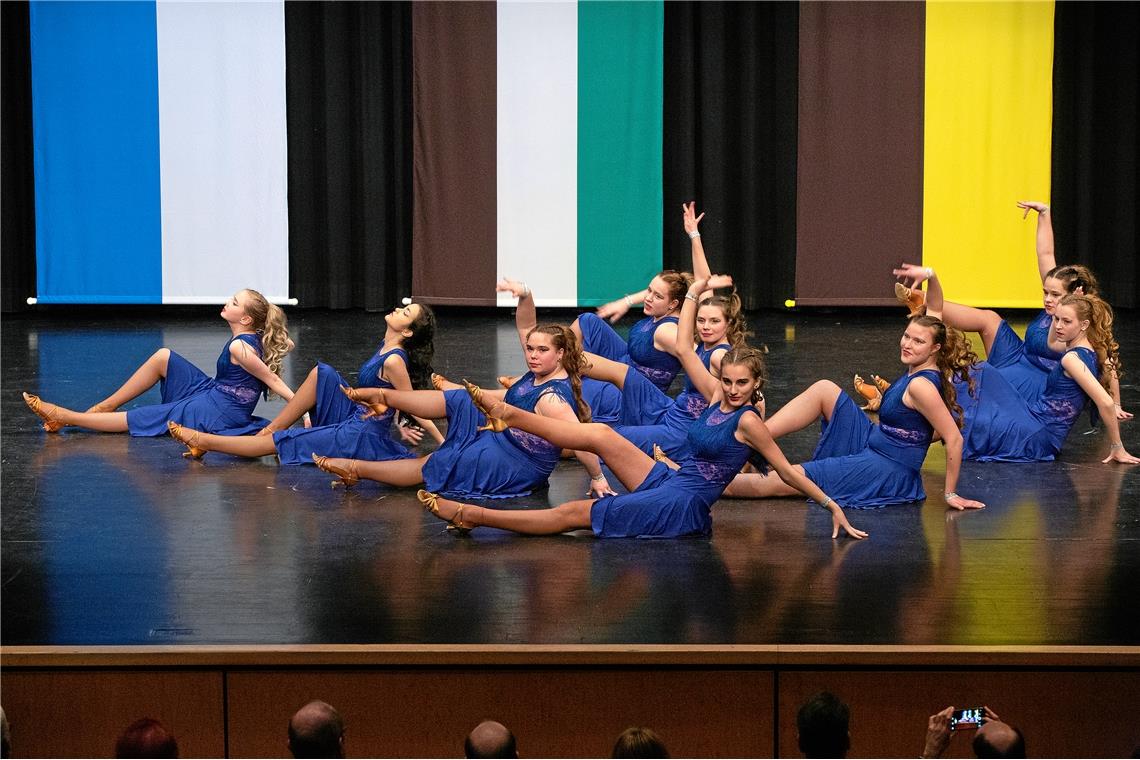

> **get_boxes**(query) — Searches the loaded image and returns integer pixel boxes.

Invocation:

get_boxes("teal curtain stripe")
[577,1,664,306]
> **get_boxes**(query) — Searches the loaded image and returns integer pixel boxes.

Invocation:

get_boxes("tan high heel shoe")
[417,489,472,535]
[497,375,517,390]
[430,372,452,391]
[340,385,388,418]
[853,374,883,412]
[23,392,65,433]
[168,421,207,459]
[311,453,360,488]
[894,282,926,317]
[871,374,891,394]
[652,443,680,471]
[462,379,508,433]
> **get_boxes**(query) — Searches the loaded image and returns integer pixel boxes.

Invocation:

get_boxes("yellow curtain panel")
[923,1,1055,308]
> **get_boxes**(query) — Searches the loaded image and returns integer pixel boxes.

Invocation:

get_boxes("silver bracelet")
[684,293,698,303]
[924,267,934,278]
[688,230,700,240]
[1109,442,1123,450]
[591,472,606,481]
[944,492,959,500]
[624,294,634,308]
[521,282,530,298]
[819,496,832,509]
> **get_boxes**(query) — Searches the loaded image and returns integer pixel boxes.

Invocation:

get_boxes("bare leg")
[265,365,320,429]
[429,496,594,535]
[340,456,428,487]
[173,429,278,458]
[90,348,171,411]
[581,351,630,390]
[33,403,130,433]
[363,388,448,420]
[939,301,1003,356]
[723,465,808,498]
[494,401,654,491]
[763,380,843,440]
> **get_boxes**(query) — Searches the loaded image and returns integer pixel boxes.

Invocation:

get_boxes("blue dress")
[273,347,417,465]
[582,377,622,426]
[988,310,1061,400]
[957,347,1097,462]
[614,342,730,457]
[421,373,578,499]
[126,334,269,436]
[578,312,683,392]
[800,369,942,508]
[591,403,764,538]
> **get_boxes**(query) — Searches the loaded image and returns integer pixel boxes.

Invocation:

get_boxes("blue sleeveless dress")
[957,347,1097,462]
[578,312,683,392]
[800,369,942,508]
[273,347,417,465]
[126,334,269,436]
[591,404,765,538]
[582,377,622,425]
[988,310,1061,400]
[422,373,578,499]
[614,342,730,457]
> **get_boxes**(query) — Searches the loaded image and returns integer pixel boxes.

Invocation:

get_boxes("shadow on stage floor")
[3,306,1138,647]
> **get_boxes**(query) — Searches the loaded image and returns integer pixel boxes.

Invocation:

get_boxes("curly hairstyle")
[697,291,753,350]
[1058,293,1121,389]
[909,315,977,429]
[656,270,695,312]
[528,324,592,422]
[719,346,768,403]
[241,288,292,379]
[399,303,437,390]
[1045,264,1100,297]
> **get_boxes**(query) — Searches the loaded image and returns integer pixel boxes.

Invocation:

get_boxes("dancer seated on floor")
[569,202,716,393]
[494,278,622,426]
[893,265,1138,465]
[418,276,868,540]
[167,302,443,463]
[24,289,296,437]
[311,324,617,499]
[722,314,987,510]
[893,200,1129,418]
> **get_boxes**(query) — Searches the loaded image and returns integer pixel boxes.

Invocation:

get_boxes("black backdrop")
[2,1,1135,312]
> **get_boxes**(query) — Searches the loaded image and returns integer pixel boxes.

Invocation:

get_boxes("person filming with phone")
[921,706,1026,759]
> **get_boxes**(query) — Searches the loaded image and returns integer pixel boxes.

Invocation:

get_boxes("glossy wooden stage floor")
[3,307,1139,647]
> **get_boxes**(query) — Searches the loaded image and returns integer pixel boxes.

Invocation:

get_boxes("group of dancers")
[22,202,1136,541]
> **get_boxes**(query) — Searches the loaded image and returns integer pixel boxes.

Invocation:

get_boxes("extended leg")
[428,496,594,535]
[581,351,630,390]
[344,456,428,487]
[363,388,448,420]
[171,429,278,458]
[89,348,171,411]
[264,365,320,430]
[722,466,808,498]
[763,380,843,440]
[939,301,1003,356]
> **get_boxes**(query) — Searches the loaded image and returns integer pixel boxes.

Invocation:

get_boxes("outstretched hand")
[588,476,617,498]
[683,201,705,235]
[1103,445,1140,465]
[947,493,986,510]
[496,278,528,300]
[892,262,931,289]
[596,298,631,323]
[1114,405,1133,421]
[831,505,869,540]
[1016,200,1049,218]
[397,421,425,445]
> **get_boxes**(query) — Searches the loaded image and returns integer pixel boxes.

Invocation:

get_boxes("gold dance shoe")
[311,453,360,488]
[853,374,883,412]
[462,379,508,433]
[418,489,471,535]
[894,282,926,317]
[23,392,64,433]
[168,421,207,459]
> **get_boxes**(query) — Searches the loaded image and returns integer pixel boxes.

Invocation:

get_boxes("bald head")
[465,721,517,759]
[288,701,344,759]
[973,720,1025,759]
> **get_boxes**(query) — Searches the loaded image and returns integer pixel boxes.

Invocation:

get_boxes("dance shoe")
[23,392,64,433]
[853,374,883,412]
[462,379,508,433]
[168,421,207,460]
[894,282,926,317]
[340,385,388,418]
[311,453,360,489]
[417,489,471,535]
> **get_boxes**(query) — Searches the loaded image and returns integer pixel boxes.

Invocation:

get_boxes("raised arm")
[683,201,712,280]
[230,340,295,401]
[677,274,734,403]
[595,289,648,324]
[904,376,984,510]
[497,278,537,348]
[736,413,868,540]
[893,263,945,320]
[1016,201,1056,280]
[534,392,616,497]
[1062,352,1139,464]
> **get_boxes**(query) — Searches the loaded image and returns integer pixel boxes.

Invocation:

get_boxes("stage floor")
[3,306,1138,647]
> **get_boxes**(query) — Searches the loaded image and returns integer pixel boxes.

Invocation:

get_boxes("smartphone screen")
[950,707,983,730]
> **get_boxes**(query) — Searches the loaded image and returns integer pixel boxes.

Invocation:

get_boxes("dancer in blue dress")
[417,276,868,540]
[905,274,1137,464]
[570,203,716,393]
[890,201,1129,418]
[24,289,296,436]
[310,324,617,499]
[723,315,987,510]
[165,303,443,463]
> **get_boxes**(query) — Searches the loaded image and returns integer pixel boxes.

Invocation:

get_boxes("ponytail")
[698,290,754,349]
[1059,293,1121,390]
[528,324,592,422]
[401,303,437,390]
[910,315,976,429]
[242,289,292,378]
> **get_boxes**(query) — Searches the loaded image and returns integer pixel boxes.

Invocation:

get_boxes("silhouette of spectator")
[465,720,517,758]
[288,701,345,759]
[115,718,178,758]
[612,726,669,758]
[797,692,850,758]
[1,706,11,759]
[921,706,1024,759]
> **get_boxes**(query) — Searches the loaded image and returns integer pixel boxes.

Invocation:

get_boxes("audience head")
[464,720,517,759]
[973,720,1025,759]
[288,701,345,759]
[115,718,179,759]
[797,691,850,759]
[612,726,669,758]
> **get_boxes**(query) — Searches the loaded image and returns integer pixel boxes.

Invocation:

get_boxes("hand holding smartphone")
[950,707,984,730]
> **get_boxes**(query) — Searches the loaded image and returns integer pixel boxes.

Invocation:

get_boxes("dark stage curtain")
[662,1,799,311]
[2,1,36,314]
[285,1,413,311]
[1052,2,1138,309]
